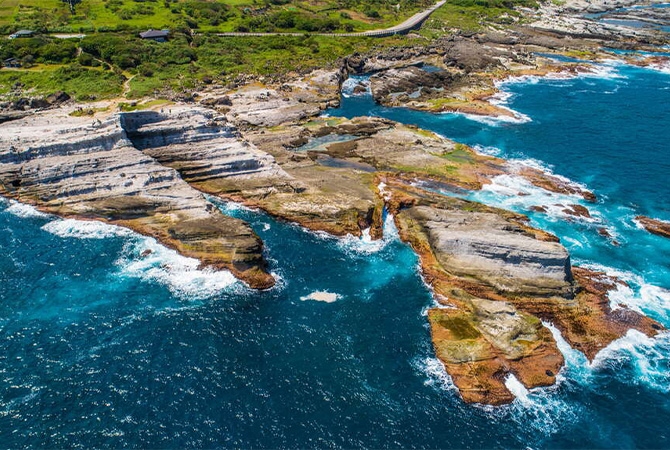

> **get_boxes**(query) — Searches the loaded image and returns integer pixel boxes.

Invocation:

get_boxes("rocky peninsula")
[1,0,667,405]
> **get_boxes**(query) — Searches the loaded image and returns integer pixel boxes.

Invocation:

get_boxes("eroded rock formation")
[0,70,662,405]
[382,179,662,404]
[0,108,274,288]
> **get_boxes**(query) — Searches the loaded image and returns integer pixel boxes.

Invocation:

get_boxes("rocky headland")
[0,106,275,288]
[1,0,668,405]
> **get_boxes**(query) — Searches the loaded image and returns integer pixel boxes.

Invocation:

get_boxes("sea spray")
[42,218,134,239]
[115,237,241,299]
[5,200,51,219]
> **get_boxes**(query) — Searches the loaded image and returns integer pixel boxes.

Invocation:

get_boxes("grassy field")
[0,0,434,34]
[0,64,125,99]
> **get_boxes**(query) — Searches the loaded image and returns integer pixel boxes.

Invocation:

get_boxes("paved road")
[217,0,446,38]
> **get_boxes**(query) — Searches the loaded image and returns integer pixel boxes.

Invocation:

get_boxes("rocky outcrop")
[383,178,662,404]
[197,70,342,128]
[414,206,574,297]
[122,108,296,194]
[0,108,274,288]
[1,91,71,112]
[442,39,505,73]
[369,66,457,104]
[636,215,670,239]
[428,301,562,405]
[0,92,660,405]
[352,36,603,117]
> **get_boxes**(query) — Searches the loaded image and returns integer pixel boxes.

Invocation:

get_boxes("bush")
[77,52,94,66]
[364,8,380,18]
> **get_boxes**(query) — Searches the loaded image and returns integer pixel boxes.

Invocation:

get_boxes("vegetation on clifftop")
[0,0,433,34]
[0,0,537,101]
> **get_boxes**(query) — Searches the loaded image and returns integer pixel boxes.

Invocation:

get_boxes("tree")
[62,0,82,13]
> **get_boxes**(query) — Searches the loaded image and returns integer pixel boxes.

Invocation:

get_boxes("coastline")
[2,1,670,408]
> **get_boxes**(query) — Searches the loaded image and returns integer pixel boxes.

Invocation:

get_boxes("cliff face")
[0,108,275,288]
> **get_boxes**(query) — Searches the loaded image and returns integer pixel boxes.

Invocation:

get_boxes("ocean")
[1,57,669,448]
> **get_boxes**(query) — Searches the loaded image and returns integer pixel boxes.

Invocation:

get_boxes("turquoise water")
[2,58,670,448]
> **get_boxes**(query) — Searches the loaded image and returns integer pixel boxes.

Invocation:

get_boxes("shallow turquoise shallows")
[1,59,669,448]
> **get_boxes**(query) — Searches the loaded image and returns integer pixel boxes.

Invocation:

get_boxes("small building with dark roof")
[3,58,21,68]
[9,30,35,39]
[139,29,169,42]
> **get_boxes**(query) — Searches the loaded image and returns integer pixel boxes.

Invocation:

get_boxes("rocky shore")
[0,107,274,288]
[1,0,668,405]
[636,215,670,239]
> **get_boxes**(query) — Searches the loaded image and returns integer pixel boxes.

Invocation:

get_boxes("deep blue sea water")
[2,58,670,448]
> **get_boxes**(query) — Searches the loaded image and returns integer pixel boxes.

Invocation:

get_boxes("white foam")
[415,356,458,393]
[471,144,502,157]
[115,238,240,299]
[214,199,254,214]
[578,263,670,319]
[483,370,580,436]
[42,218,133,239]
[300,291,340,303]
[505,374,532,406]
[591,330,670,393]
[378,181,391,201]
[497,74,544,87]
[341,76,371,98]
[5,201,51,219]
[641,285,670,316]
[543,272,670,395]
[336,212,398,255]
[494,60,626,93]
[543,321,590,382]
[473,173,598,224]
[509,158,592,199]
[456,110,531,126]
[581,60,627,80]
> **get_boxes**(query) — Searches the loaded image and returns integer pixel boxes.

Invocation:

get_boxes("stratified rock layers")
[0,99,662,405]
[0,109,274,288]
[384,179,661,404]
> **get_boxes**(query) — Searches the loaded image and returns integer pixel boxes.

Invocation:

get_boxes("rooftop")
[139,29,170,39]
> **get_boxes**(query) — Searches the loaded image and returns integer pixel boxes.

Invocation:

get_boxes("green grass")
[418,0,535,36]
[0,31,416,100]
[434,313,482,340]
[0,0,536,102]
[118,98,171,110]
[0,64,124,99]
[436,145,475,164]
[391,163,459,178]
[0,0,435,34]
